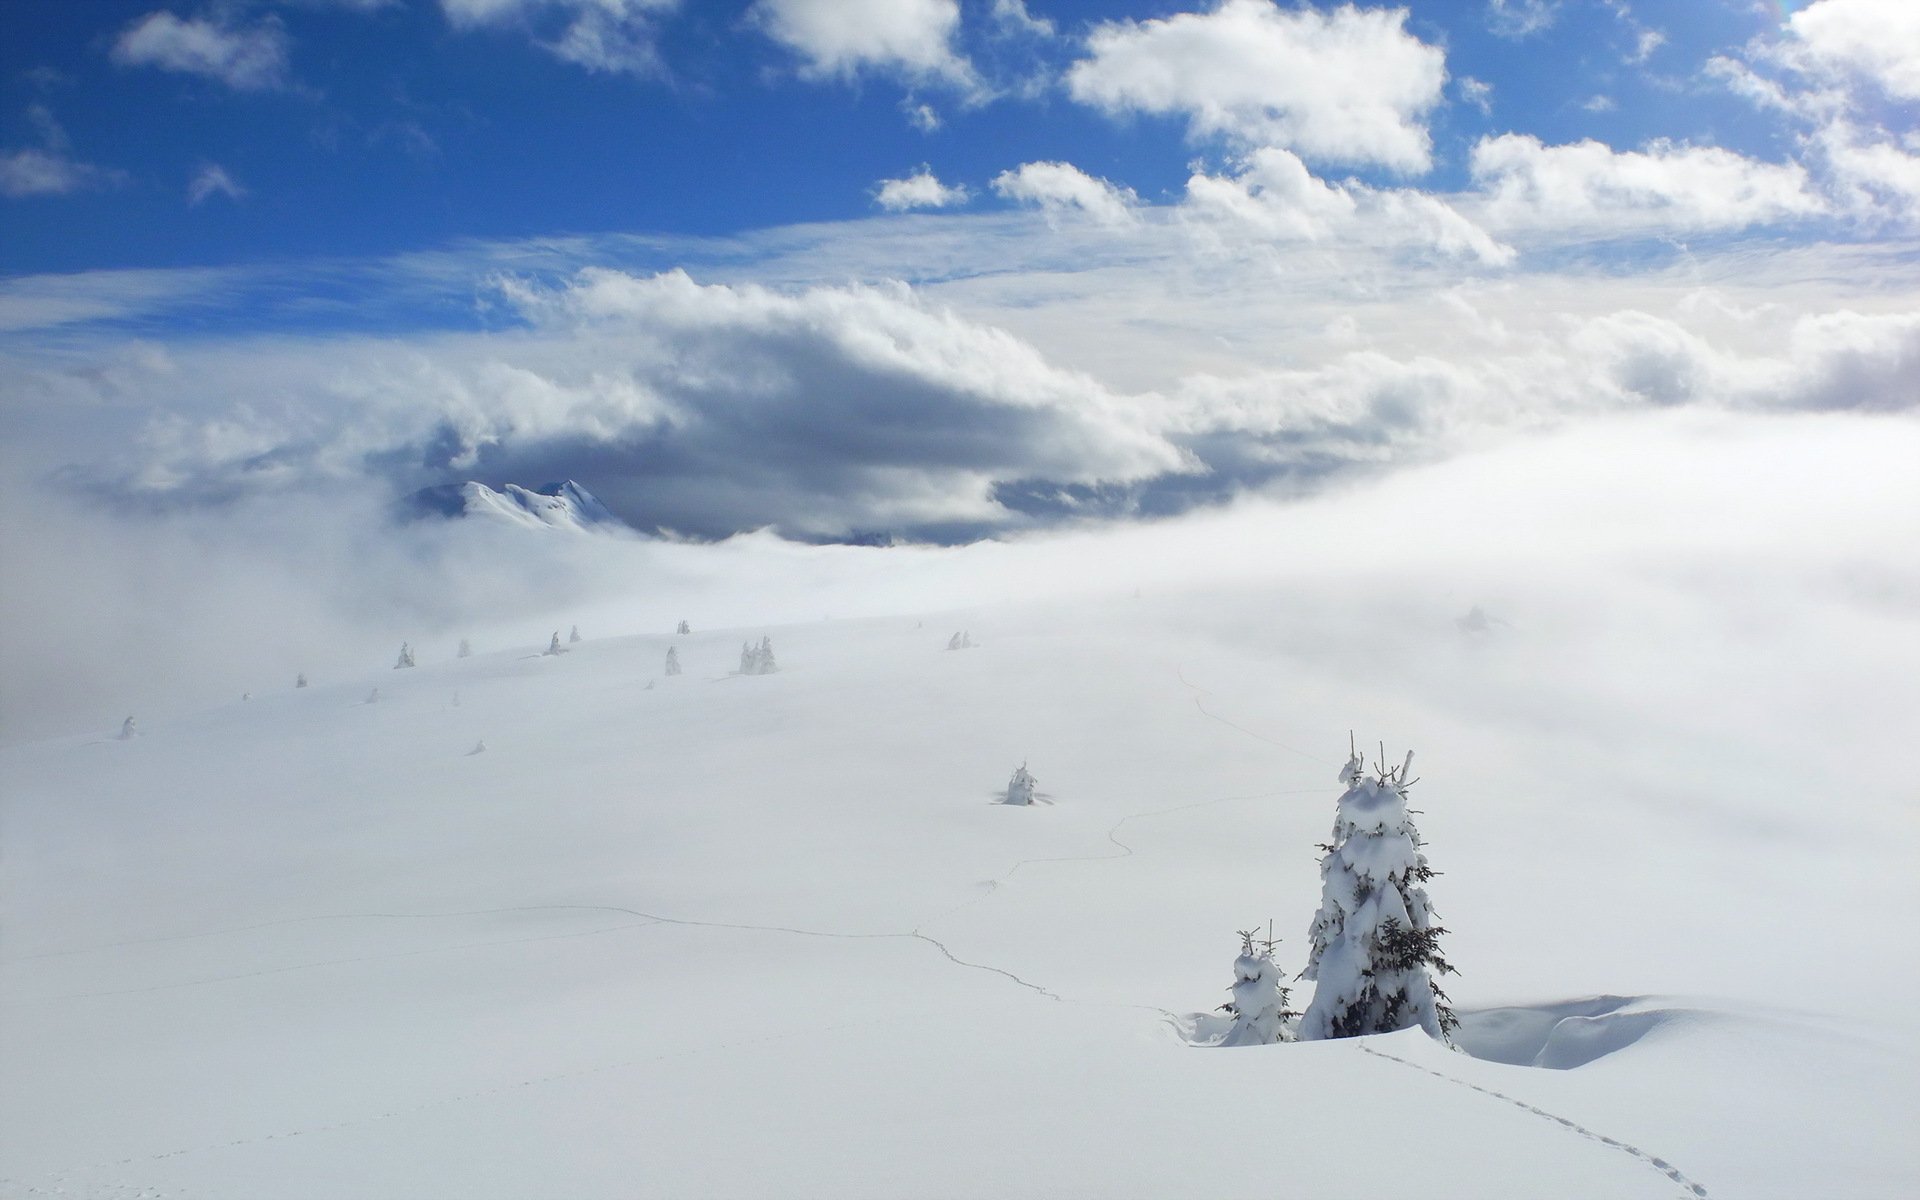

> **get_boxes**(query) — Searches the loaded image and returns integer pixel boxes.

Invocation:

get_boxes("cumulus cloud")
[1183,147,1515,266]
[111,11,291,91]
[874,168,969,211]
[1775,0,1920,100]
[990,161,1139,228]
[187,163,246,206]
[440,0,679,76]
[750,0,976,90]
[1064,0,1447,174]
[1469,134,1829,234]
[1708,0,1920,228]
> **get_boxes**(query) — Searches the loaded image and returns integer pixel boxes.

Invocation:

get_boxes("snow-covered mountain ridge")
[408,479,627,534]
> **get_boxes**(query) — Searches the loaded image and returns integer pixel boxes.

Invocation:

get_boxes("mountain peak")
[405,479,628,534]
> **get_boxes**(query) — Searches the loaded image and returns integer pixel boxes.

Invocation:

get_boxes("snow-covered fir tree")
[739,637,778,675]
[1298,739,1457,1043]
[117,716,137,740]
[365,687,380,704]
[1218,928,1297,1046]
[295,672,308,688]
[947,631,975,650]
[665,646,682,676]
[544,632,565,656]
[676,620,691,635]
[1005,762,1036,806]
[394,642,416,669]
[457,639,472,658]
[569,625,582,644]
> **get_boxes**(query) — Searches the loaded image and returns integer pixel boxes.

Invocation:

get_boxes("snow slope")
[3,590,1917,1198]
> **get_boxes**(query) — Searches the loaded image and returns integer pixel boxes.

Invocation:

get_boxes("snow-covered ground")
[5,568,1918,1198]
[5,415,1919,1197]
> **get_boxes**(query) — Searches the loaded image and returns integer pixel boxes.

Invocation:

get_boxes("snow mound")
[1453,996,1703,1069]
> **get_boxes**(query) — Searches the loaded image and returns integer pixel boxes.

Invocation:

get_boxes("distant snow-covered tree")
[394,642,416,669]
[1218,928,1297,1046]
[947,631,976,650]
[1005,762,1036,806]
[569,625,583,644]
[544,632,565,656]
[739,637,778,675]
[365,687,380,704]
[665,646,682,676]
[295,672,308,688]
[1298,739,1457,1043]
[676,620,691,635]
[458,638,472,658]
[467,740,487,756]
[117,716,137,741]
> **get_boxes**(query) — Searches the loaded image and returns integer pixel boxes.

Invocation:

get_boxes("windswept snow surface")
[4,593,1918,1197]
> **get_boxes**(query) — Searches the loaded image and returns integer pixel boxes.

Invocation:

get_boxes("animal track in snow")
[1358,1043,1710,1199]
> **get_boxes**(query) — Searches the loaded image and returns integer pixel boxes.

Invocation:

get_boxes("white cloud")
[874,168,969,211]
[1485,0,1558,39]
[1582,94,1617,113]
[0,148,122,198]
[1064,0,1447,174]
[1813,121,1920,220]
[439,0,679,76]
[1459,76,1493,116]
[1469,134,1829,234]
[749,0,976,90]
[187,163,247,206]
[111,11,291,91]
[991,161,1140,228]
[1779,0,1920,100]
[989,0,1054,40]
[1183,148,1514,266]
[1629,28,1666,64]
[0,106,123,199]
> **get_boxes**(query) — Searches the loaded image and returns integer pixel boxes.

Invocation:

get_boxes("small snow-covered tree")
[295,672,308,688]
[365,687,380,704]
[1005,762,1036,805]
[544,632,565,656]
[569,625,582,644]
[457,638,472,658]
[117,716,137,740]
[1298,739,1457,1043]
[676,620,691,635]
[1218,928,1297,1046]
[394,642,416,669]
[740,636,778,675]
[665,646,682,676]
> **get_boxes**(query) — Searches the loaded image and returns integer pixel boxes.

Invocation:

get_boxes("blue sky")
[0,1,1855,278]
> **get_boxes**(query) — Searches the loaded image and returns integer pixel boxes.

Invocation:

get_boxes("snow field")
[4,588,1917,1197]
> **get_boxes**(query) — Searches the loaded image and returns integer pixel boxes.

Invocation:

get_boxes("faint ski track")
[1173,665,1711,1200]
[1358,1044,1710,1199]
[1175,664,1332,765]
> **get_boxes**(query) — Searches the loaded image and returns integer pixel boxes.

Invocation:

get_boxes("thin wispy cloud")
[110,11,292,91]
